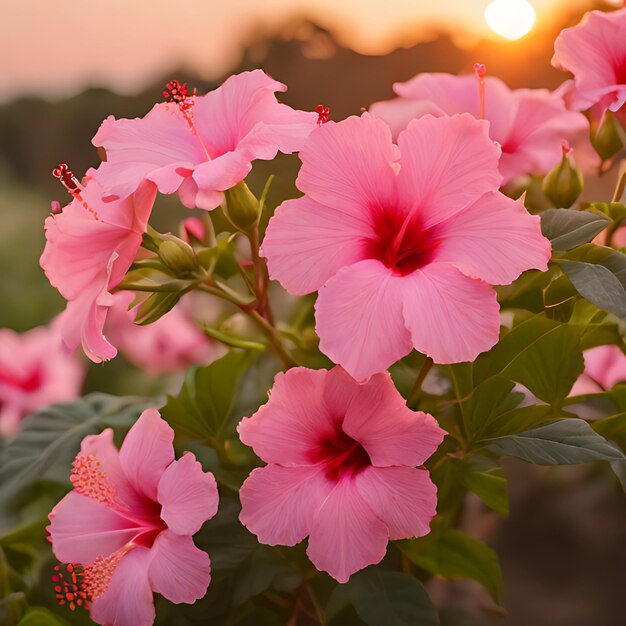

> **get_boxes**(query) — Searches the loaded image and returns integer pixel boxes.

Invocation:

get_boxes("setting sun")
[485,0,537,40]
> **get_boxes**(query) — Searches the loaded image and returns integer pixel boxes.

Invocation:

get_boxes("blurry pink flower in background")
[262,113,550,380]
[106,293,214,376]
[48,409,218,626]
[92,70,318,210]
[238,366,445,582]
[0,321,85,437]
[370,72,590,184]
[570,345,626,395]
[40,176,157,363]
[552,8,626,116]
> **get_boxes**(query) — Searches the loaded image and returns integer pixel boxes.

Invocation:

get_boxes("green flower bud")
[542,141,584,208]
[222,181,260,232]
[157,236,198,275]
[591,110,623,161]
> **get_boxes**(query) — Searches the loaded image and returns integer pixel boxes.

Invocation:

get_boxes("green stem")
[407,357,434,408]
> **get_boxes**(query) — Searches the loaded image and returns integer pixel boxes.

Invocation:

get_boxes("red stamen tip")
[52,164,81,195]
[315,104,330,125]
[50,200,62,214]
[561,139,573,155]
[52,563,89,611]
[473,63,487,77]
[163,79,196,113]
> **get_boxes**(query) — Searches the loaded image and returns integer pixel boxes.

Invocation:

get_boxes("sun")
[484,0,537,41]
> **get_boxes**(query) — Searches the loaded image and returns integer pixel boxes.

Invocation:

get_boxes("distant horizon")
[4,0,600,103]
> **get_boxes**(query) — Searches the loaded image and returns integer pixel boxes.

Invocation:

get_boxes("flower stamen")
[70,454,115,505]
[52,563,88,611]
[52,164,100,220]
[473,63,487,120]
[315,104,330,125]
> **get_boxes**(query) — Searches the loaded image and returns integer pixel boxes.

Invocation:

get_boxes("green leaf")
[592,413,626,451]
[17,607,70,626]
[560,260,626,320]
[0,395,150,514]
[485,418,625,465]
[160,350,252,442]
[232,545,300,605]
[339,569,439,626]
[499,324,584,405]
[399,528,502,602]
[590,202,626,223]
[540,208,611,251]
[460,463,509,516]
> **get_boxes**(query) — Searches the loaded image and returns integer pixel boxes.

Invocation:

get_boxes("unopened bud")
[222,181,261,232]
[180,217,206,244]
[542,141,584,208]
[158,236,198,275]
[591,111,623,161]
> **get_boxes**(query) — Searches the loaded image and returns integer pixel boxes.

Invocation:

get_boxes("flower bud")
[222,181,260,232]
[591,111,623,161]
[157,236,198,275]
[542,141,584,208]
[180,217,208,245]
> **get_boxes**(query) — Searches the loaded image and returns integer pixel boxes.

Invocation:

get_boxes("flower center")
[310,425,371,481]
[365,206,440,276]
[0,365,43,393]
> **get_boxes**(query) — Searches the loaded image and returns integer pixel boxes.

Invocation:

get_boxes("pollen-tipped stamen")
[52,164,100,220]
[315,104,330,125]
[52,563,88,611]
[163,79,211,160]
[70,454,115,505]
[473,63,487,120]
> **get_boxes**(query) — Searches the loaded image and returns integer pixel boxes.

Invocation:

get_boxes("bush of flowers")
[1,7,626,626]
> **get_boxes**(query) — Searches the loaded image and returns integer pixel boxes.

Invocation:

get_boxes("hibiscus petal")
[355,466,438,540]
[89,547,155,626]
[261,196,371,295]
[157,452,218,535]
[296,113,399,217]
[119,409,175,500]
[92,104,204,199]
[49,492,140,565]
[306,478,389,583]
[239,464,332,546]
[315,259,413,381]
[340,371,445,467]
[238,368,335,466]
[434,191,550,285]
[397,114,501,229]
[147,530,211,604]
[401,263,500,364]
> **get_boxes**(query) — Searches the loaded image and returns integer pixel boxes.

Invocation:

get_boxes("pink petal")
[306,478,388,583]
[92,104,203,199]
[119,409,175,501]
[338,370,445,467]
[315,259,413,381]
[238,368,335,466]
[89,547,155,626]
[434,191,550,285]
[396,114,501,229]
[49,491,140,565]
[239,464,332,546]
[369,97,445,139]
[261,196,371,295]
[147,530,211,604]
[401,263,500,364]
[78,428,146,514]
[296,113,399,218]
[582,345,626,390]
[157,452,218,535]
[355,466,437,540]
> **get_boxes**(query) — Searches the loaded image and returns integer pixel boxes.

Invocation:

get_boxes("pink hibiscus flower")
[105,293,215,376]
[552,8,626,115]
[369,72,590,183]
[570,345,626,395]
[92,71,318,210]
[0,321,84,438]
[48,409,218,626]
[40,173,157,363]
[238,366,445,583]
[261,113,551,380]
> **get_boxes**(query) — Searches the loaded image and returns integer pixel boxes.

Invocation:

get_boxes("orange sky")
[3,0,601,102]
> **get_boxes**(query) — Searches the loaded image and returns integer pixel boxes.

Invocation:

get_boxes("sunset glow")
[485,0,537,40]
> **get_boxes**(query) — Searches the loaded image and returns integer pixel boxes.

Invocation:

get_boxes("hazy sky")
[1,0,599,102]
